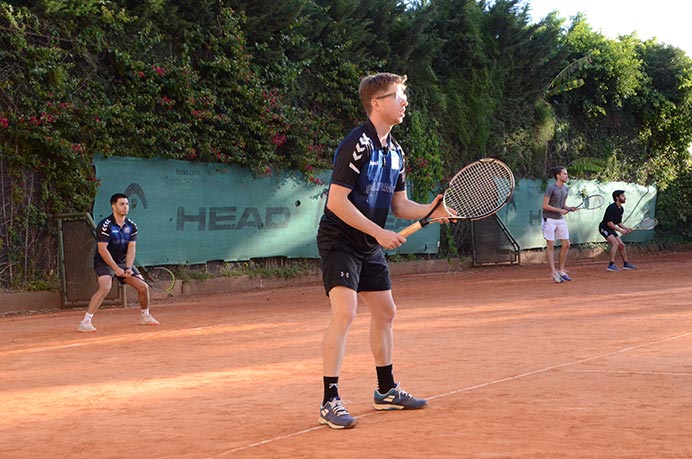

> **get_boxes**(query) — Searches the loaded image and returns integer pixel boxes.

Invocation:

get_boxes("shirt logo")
[390,153,400,170]
[348,133,371,173]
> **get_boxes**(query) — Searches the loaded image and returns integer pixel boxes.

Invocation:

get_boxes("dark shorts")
[94,263,141,283]
[599,226,618,240]
[319,246,391,296]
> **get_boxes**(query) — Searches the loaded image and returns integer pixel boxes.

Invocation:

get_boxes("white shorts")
[542,217,569,241]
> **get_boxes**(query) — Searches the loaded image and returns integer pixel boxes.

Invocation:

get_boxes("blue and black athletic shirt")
[93,214,138,266]
[317,119,406,255]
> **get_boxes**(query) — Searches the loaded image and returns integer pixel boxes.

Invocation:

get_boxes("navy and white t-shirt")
[317,119,407,255]
[93,214,138,266]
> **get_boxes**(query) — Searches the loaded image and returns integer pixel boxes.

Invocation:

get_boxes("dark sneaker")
[373,383,427,410]
[319,399,357,429]
[623,262,637,270]
[559,271,572,281]
[606,263,621,272]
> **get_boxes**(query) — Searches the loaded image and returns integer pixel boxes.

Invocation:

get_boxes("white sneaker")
[78,320,97,332]
[140,314,160,325]
[551,271,564,283]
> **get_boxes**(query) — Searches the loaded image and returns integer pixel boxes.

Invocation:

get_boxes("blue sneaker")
[373,383,427,410]
[623,262,637,270]
[559,271,572,281]
[319,399,357,429]
[606,263,621,272]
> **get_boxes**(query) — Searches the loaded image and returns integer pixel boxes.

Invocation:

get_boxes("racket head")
[578,194,606,210]
[143,266,176,292]
[442,158,515,219]
[636,217,658,230]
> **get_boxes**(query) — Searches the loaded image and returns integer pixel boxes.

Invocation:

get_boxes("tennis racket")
[631,217,658,231]
[399,158,515,238]
[572,194,606,211]
[137,266,176,293]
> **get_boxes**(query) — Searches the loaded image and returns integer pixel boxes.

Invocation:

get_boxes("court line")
[561,369,692,377]
[428,331,692,400]
[207,330,692,458]
[206,425,327,458]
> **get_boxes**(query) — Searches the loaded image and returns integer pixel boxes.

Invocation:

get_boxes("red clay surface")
[1,252,691,458]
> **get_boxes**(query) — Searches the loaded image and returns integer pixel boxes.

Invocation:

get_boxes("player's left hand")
[430,194,455,222]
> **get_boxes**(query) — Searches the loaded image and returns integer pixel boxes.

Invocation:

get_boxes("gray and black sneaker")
[373,383,427,410]
[319,399,357,429]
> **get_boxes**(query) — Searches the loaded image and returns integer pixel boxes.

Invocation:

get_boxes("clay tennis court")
[2,251,691,458]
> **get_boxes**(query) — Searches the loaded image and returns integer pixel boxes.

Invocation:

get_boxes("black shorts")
[598,226,618,240]
[94,263,141,283]
[319,246,391,296]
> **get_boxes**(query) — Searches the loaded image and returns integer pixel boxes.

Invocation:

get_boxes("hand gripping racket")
[399,158,515,238]
[572,194,606,211]
[631,217,658,231]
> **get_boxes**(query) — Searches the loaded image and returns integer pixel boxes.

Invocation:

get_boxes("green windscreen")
[93,156,439,265]
[496,178,657,247]
[93,157,655,266]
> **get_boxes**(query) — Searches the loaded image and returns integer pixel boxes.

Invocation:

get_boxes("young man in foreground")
[316,73,448,429]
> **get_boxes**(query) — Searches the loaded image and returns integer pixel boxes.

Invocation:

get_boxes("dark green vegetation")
[1,0,691,289]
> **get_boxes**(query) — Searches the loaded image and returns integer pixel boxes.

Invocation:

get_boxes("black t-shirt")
[93,214,138,266]
[599,203,624,231]
[317,119,407,255]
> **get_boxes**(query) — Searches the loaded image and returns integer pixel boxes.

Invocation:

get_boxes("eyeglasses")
[374,89,408,103]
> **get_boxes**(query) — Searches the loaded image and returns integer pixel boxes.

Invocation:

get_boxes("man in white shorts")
[542,166,577,283]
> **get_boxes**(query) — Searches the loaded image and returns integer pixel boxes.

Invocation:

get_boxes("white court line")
[208,330,692,458]
[561,369,692,377]
[206,412,380,458]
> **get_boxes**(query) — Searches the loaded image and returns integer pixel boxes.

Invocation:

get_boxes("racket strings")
[444,162,514,218]
[146,267,176,291]
[637,217,657,230]
[582,195,606,210]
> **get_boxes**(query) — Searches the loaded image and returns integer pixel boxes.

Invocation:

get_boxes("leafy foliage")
[2,0,692,289]
[656,159,692,240]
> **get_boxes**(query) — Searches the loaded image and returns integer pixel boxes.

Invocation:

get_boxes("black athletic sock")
[376,364,395,394]
[323,376,340,406]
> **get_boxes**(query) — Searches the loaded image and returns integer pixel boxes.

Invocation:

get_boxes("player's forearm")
[542,197,561,214]
[99,248,121,272]
[327,198,387,239]
[125,243,136,269]
[391,197,431,220]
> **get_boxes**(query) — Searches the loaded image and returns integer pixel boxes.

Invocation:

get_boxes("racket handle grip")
[399,220,424,238]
